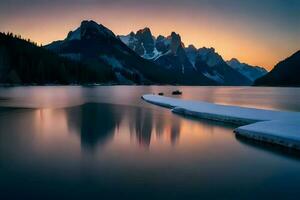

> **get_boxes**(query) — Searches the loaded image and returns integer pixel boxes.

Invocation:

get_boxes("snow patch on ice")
[235,120,300,150]
[142,94,300,150]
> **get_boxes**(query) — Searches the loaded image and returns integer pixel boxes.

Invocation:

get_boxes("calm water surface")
[0,86,300,199]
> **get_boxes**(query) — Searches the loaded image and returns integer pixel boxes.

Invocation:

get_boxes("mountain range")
[119,27,267,85]
[2,20,298,86]
[46,20,267,85]
[45,20,217,85]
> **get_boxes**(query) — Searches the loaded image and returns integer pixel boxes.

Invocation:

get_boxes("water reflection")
[131,108,153,147]
[63,103,182,150]
[65,103,122,151]
[235,134,300,161]
[170,119,181,145]
[1,87,300,199]
[1,86,300,111]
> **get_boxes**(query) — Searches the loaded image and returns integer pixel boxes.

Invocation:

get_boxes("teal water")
[0,86,300,199]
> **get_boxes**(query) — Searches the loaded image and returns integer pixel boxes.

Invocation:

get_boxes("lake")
[0,86,300,199]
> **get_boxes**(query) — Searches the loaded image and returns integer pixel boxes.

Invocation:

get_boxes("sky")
[0,0,299,70]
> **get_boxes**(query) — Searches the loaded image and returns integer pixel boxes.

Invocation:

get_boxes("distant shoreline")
[0,84,299,88]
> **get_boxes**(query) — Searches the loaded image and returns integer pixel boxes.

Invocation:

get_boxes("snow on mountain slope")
[45,20,160,84]
[192,47,251,85]
[119,28,251,85]
[197,47,223,67]
[45,20,217,85]
[227,58,267,81]
[120,30,196,74]
[119,28,156,59]
[45,21,252,86]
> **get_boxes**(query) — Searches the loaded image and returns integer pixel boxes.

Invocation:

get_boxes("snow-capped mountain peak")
[118,28,252,85]
[119,27,157,58]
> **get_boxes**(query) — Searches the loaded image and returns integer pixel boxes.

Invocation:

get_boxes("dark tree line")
[0,32,115,84]
[3,32,40,46]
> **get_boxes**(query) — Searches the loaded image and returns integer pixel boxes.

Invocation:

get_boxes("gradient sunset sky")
[0,0,299,70]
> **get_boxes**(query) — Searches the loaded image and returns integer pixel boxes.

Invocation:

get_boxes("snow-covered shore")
[142,94,300,150]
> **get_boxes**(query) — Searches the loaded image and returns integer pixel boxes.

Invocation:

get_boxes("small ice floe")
[142,94,300,151]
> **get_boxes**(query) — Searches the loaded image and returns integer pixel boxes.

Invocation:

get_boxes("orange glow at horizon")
[1,4,299,71]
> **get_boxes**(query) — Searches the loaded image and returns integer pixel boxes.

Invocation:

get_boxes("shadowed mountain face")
[45,20,154,84]
[255,50,300,86]
[120,28,253,85]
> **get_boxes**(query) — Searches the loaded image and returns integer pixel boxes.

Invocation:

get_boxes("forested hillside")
[0,32,115,84]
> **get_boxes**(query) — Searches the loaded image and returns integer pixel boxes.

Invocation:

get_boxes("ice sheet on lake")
[142,94,300,150]
[234,120,300,150]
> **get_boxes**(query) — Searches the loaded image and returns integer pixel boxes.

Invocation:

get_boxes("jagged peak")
[164,32,184,53]
[134,27,154,46]
[166,32,179,39]
[80,20,98,27]
[198,47,216,53]
[66,20,116,41]
[170,31,179,36]
[137,27,151,34]
[80,20,115,37]
[129,31,135,37]
[227,58,267,72]
[136,27,153,38]
[227,58,241,64]
[156,35,166,41]
[196,47,224,67]
[187,44,197,51]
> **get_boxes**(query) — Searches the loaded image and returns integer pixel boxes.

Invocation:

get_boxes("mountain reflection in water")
[65,103,122,151]
[46,103,182,151]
